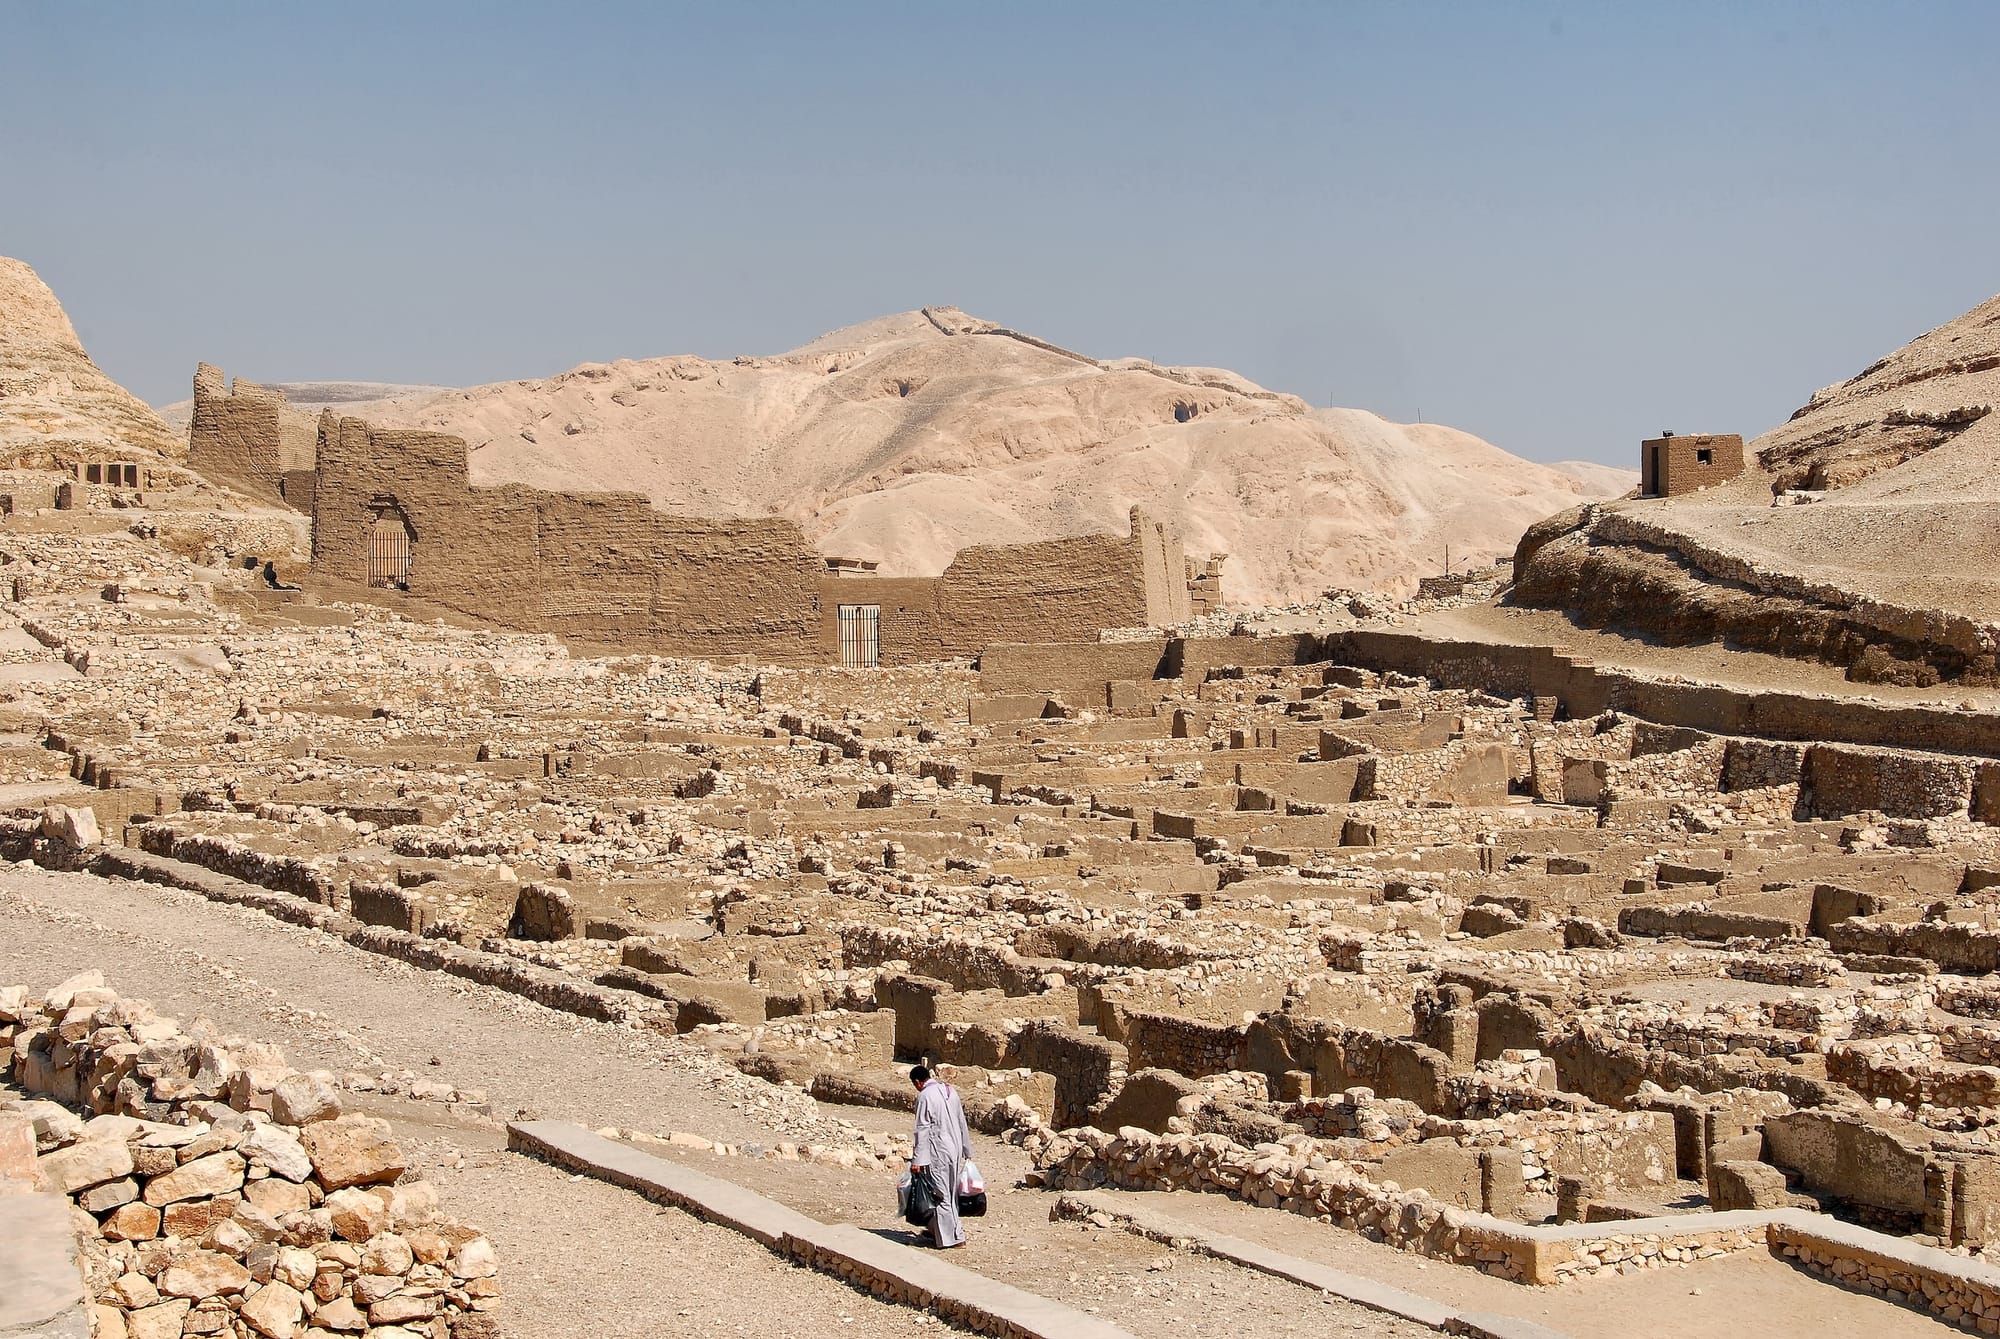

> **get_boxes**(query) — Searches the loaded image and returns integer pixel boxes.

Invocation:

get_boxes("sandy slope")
[345,307,1628,603]
[0,256,183,464]
[1583,291,2000,623]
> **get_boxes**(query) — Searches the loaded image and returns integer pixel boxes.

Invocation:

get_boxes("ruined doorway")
[837,604,880,668]
[367,503,414,590]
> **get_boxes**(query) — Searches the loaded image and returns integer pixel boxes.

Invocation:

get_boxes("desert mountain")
[0,257,183,465]
[1515,291,2000,683]
[342,307,1627,606]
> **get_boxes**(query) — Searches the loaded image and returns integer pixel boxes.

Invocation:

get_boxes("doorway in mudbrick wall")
[368,502,415,590]
[837,604,880,667]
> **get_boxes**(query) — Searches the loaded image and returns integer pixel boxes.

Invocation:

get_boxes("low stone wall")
[2,972,502,1339]
[1827,918,2000,974]
[1804,744,1974,820]
[1022,1121,1767,1284]
[839,924,1061,995]
[1771,1217,2000,1333]
[135,825,340,907]
[1618,903,1803,943]
[1828,1038,2000,1111]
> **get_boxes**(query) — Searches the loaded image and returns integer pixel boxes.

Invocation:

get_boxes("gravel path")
[399,1120,925,1339]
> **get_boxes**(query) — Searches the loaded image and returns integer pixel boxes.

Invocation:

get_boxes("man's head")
[910,1064,930,1089]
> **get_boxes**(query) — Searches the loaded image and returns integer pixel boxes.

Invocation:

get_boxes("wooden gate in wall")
[837,604,880,668]
[368,511,412,589]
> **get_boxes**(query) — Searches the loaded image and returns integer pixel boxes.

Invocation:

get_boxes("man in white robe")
[909,1064,971,1248]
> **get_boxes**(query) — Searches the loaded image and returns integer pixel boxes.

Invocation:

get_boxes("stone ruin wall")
[307,412,1190,664]
[2,973,503,1339]
[188,364,317,509]
[311,414,825,663]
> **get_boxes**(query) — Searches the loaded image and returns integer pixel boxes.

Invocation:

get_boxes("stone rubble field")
[11,502,2000,1334]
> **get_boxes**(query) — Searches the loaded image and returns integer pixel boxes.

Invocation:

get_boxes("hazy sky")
[5,2,1997,465]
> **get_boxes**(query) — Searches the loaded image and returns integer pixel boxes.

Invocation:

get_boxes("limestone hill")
[0,256,183,465]
[331,307,1627,606]
[1514,291,2000,686]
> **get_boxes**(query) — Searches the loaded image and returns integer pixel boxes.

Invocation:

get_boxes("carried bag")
[956,1159,988,1218]
[903,1166,939,1228]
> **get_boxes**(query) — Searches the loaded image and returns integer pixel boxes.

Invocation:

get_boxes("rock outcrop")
[0,256,185,465]
[1513,291,2000,685]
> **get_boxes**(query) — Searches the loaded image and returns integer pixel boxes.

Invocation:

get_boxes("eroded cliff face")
[1511,291,2000,688]
[0,256,185,465]
[1758,293,2000,493]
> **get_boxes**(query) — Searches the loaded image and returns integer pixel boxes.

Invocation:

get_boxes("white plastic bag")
[958,1160,985,1197]
[896,1171,913,1217]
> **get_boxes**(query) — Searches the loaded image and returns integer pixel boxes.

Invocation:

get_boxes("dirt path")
[394,1116,925,1339]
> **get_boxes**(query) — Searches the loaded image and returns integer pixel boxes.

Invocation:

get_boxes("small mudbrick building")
[1639,431,1744,498]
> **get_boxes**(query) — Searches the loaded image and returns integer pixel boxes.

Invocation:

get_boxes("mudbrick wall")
[307,414,1189,664]
[816,508,1190,661]
[189,364,317,508]
[189,364,285,502]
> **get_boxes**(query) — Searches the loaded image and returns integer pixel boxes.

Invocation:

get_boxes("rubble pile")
[1,971,502,1339]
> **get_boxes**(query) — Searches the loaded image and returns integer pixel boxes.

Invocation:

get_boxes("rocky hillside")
[0,256,184,466]
[1515,291,2000,685]
[345,307,1628,606]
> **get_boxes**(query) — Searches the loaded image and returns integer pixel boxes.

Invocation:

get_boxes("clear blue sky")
[5,2,1997,465]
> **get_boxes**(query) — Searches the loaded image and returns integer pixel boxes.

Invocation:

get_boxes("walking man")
[909,1064,971,1248]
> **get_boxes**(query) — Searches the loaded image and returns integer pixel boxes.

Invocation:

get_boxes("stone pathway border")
[0,1192,88,1339]
[506,1119,1138,1339]
[1053,1191,1569,1339]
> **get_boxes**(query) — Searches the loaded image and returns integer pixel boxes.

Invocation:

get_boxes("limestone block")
[271,1072,342,1126]
[125,1299,191,1339]
[241,1123,313,1182]
[238,1278,305,1338]
[38,1135,133,1194]
[158,1248,251,1299]
[142,1150,245,1205]
[324,1187,390,1242]
[1708,1159,1793,1211]
[299,1116,405,1189]
[39,804,101,848]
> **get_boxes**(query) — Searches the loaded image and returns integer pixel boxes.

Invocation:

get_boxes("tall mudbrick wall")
[307,414,1192,664]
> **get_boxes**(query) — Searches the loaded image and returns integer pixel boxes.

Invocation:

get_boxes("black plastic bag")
[957,1189,988,1218]
[904,1167,938,1228]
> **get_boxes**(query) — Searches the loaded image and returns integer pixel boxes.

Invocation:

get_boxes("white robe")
[912,1080,972,1246]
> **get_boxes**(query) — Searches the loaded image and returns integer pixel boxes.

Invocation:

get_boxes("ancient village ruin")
[7,250,2000,1339]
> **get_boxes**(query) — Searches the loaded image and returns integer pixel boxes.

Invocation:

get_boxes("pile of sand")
[0,257,183,466]
[345,307,1628,604]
